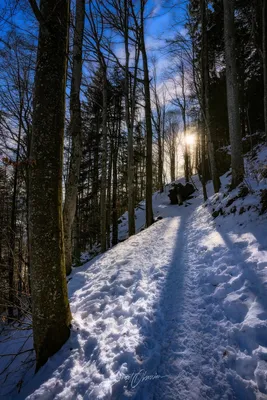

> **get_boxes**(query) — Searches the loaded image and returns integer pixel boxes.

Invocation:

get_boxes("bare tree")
[151,60,165,192]
[168,60,191,183]
[223,0,244,187]
[63,0,85,275]
[263,0,267,139]
[201,0,221,193]
[86,1,110,252]
[123,0,140,236]
[165,110,179,182]
[140,0,154,226]
[28,0,71,370]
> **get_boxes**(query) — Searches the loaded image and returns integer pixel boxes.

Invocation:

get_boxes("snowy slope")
[1,144,267,400]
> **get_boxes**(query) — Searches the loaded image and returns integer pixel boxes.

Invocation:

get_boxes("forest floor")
[1,143,267,400]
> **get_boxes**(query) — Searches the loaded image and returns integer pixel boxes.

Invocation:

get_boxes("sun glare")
[185,134,195,146]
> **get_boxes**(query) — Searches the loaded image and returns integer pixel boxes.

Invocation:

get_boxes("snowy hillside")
[1,144,267,400]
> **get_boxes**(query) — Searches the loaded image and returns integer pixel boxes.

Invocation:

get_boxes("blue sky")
[0,0,188,94]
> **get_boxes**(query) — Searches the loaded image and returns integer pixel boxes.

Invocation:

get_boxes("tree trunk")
[73,209,81,264]
[63,0,85,275]
[100,71,108,252]
[162,103,165,189]
[180,62,190,183]
[201,0,221,193]
[223,0,244,187]
[158,125,163,191]
[106,141,112,249]
[140,1,153,227]
[182,110,190,183]
[112,144,118,246]
[93,113,100,245]
[200,120,208,201]
[170,145,176,182]
[29,0,71,371]
[124,1,135,237]
[7,102,22,322]
[170,126,176,182]
[152,65,163,192]
[157,98,164,192]
[263,0,267,139]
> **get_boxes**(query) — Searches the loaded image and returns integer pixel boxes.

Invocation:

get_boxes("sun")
[185,134,195,146]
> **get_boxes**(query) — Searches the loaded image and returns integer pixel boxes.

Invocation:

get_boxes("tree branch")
[28,0,47,28]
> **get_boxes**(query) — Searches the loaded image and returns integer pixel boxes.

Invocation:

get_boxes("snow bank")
[1,143,267,400]
[14,211,186,399]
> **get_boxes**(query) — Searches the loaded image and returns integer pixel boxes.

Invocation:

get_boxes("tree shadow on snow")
[111,210,192,399]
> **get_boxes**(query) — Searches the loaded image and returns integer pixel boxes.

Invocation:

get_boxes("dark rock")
[168,183,195,205]
[238,186,249,198]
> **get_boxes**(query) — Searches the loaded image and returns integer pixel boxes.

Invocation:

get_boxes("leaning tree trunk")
[63,0,85,275]
[29,0,71,371]
[263,0,267,139]
[223,0,244,187]
[140,1,153,227]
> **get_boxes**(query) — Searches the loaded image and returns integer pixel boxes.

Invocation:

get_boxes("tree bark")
[152,67,164,192]
[263,0,267,139]
[7,98,23,321]
[63,0,85,275]
[201,0,221,193]
[92,112,100,245]
[140,0,153,227]
[170,144,176,182]
[106,139,112,249]
[29,0,71,371]
[180,62,190,183]
[112,143,119,246]
[200,119,208,201]
[223,0,244,187]
[124,1,135,237]
[100,71,108,252]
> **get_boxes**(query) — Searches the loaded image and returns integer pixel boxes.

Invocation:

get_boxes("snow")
[1,144,267,399]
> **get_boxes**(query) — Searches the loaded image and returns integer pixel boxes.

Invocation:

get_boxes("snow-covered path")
[4,172,267,399]
[148,190,267,400]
